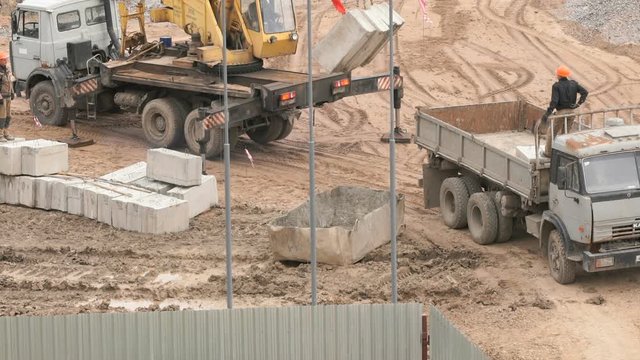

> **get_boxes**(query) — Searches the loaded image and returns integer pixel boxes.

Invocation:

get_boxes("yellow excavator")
[119,0,298,69]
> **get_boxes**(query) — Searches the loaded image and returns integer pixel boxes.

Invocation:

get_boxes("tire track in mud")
[477,0,623,107]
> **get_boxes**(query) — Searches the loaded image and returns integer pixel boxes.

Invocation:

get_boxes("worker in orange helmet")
[541,65,589,157]
[0,51,15,142]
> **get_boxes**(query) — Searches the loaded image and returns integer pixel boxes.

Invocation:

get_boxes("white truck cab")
[11,0,119,84]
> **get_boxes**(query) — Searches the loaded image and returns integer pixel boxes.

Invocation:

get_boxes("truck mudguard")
[541,210,582,261]
[26,65,75,107]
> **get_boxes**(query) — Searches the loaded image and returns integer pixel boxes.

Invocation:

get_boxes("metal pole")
[222,0,233,310]
[388,0,398,304]
[307,0,318,306]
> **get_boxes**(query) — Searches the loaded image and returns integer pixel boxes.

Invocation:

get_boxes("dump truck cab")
[10,0,119,87]
[543,124,640,278]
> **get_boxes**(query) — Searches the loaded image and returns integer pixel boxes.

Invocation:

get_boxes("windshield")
[261,0,295,33]
[583,152,640,194]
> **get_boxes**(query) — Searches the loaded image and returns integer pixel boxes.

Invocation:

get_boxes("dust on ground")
[3,0,640,359]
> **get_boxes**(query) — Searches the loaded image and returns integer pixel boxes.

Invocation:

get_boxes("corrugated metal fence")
[0,303,423,360]
[428,306,488,360]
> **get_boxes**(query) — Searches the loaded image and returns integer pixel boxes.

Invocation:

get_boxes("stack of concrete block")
[314,3,405,73]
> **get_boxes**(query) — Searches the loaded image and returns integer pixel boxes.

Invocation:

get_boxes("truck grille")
[612,218,640,240]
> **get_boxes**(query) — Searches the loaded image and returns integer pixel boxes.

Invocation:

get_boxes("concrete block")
[146,149,202,186]
[132,177,174,194]
[100,162,147,184]
[0,142,25,175]
[167,175,218,218]
[127,194,189,234]
[21,140,69,176]
[50,178,84,212]
[314,4,404,73]
[17,176,36,207]
[34,177,59,210]
[83,183,125,220]
[67,182,95,216]
[0,175,5,204]
[110,188,148,230]
[4,176,18,205]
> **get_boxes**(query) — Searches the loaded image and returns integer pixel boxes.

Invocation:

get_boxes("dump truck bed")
[415,101,550,203]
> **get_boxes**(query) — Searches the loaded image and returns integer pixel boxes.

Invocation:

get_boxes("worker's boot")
[3,117,13,141]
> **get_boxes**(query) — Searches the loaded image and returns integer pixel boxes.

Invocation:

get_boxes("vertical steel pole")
[222,0,233,309]
[388,0,398,304]
[307,0,318,306]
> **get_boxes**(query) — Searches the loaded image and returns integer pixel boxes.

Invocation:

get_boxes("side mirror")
[11,11,17,34]
[557,166,567,190]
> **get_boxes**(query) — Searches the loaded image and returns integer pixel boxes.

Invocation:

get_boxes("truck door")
[11,9,42,81]
[551,155,592,243]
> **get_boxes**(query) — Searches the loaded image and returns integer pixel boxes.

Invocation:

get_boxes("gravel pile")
[565,0,640,44]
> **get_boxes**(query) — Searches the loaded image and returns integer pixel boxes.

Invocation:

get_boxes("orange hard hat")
[556,65,571,78]
[0,51,8,60]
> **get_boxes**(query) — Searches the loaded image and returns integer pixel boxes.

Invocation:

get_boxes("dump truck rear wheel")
[30,80,68,126]
[461,175,482,195]
[184,109,238,159]
[275,110,300,140]
[467,192,498,245]
[142,98,187,148]
[247,118,284,144]
[493,192,513,243]
[439,177,469,229]
[548,230,576,284]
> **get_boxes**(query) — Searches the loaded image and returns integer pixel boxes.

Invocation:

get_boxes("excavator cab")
[149,0,298,68]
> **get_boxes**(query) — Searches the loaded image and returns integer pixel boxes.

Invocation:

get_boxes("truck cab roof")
[17,0,101,11]
[555,125,640,158]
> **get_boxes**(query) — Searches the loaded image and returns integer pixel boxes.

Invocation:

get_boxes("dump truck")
[416,100,640,284]
[9,0,403,157]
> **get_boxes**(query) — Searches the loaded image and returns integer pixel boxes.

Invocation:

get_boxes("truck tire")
[184,109,238,159]
[247,118,284,145]
[142,98,188,148]
[461,175,482,195]
[493,192,513,243]
[439,177,469,229]
[275,110,301,140]
[548,230,576,284]
[467,192,498,245]
[30,80,68,126]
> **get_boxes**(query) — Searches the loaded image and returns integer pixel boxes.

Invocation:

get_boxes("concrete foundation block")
[50,178,84,212]
[127,194,189,234]
[100,162,147,184]
[0,142,25,175]
[34,177,59,210]
[167,175,218,218]
[314,4,404,73]
[147,149,202,186]
[131,177,174,194]
[110,189,148,230]
[17,176,36,207]
[67,182,94,216]
[4,176,18,205]
[0,175,5,204]
[83,183,125,220]
[21,140,69,176]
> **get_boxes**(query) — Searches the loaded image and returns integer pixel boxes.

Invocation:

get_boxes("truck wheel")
[247,118,284,144]
[184,109,238,159]
[461,175,482,195]
[142,98,188,148]
[30,80,68,126]
[467,192,498,245]
[275,110,300,140]
[548,230,576,284]
[493,192,513,243]
[439,177,469,229]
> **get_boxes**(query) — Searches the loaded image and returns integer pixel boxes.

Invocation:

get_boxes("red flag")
[332,0,346,14]
[245,148,255,168]
[33,116,43,128]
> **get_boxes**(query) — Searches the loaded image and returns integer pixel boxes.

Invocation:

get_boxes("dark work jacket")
[546,77,588,115]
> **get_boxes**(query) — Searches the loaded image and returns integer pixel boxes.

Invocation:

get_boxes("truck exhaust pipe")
[104,0,121,57]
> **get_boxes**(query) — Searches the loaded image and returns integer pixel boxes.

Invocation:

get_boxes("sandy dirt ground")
[3,0,640,359]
